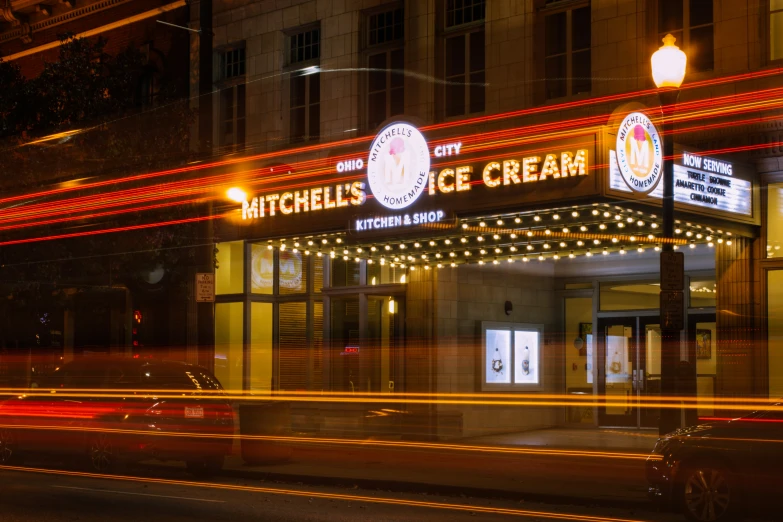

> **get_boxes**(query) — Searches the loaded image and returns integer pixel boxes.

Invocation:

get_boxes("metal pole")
[659,88,681,436]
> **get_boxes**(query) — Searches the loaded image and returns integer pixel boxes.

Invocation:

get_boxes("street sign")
[660,251,684,291]
[660,290,684,331]
[195,273,215,302]
[661,252,685,291]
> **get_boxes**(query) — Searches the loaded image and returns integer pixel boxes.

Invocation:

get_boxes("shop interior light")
[522,255,529,262]
[400,243,407,249]
[637,220,644,226]
[617,222,625,228]
[425,264,431,270]
[655,244,661,251]
[651,223,659,229]
[462,223,469,229]
[553,252,560,260]
[478,259,485,265]
[599,223,607,230]
[689,241,696,249]
[611,237,619,243]
[510,245,517,252]
[371,245,377,251]
[336,238,343,243]
[510,233,518,239]
[451,262,457,267]
[637,246,644,253]
[357,247,363,253]
[593,239,601,245]
[538,254,545,261]
[586,250,593,257]
[553,214,561,220]
[343,249,349,255]
[495,247,502,253]
[308,240,314,246]
[592,209,600,216]
[647,234,655,240]
[477,236,485,242]
[675,228,683,234]
[629,236,637,242]
[294,241,300,247]
[602,248,609,256]
[532,215,540,222]
[572,211,579,218]
[620,246,626,255]
[708,241,714,247]
[330,250,336,258]
[562,228,570,234]
[527,231,534,237]
[293,248,299,253]
[367,258,373,264]
[514,216,522,224]
[322,238,328,244]
[421,254,428,259]
[480,249,487,255]
[411,265,417,270]
[493,234,500,240]
[493,258,499,265]
[686,231,693,237]
[526,244,534,251]
[497,219,504,226]
[577,240,584,246]
[380,256,386,265]
[543,243,551,249]
[445,239,452,245]
[545,229,552,235]
[461,237,468,243]
[673,244,679,250]
[569,251,575,259]
[696,233,703,239]
[436,252,442,258]
[437,263,443,268]
[414,242,421,248]
[717,238,724,243]
[559,242,566,248]
[726,240,733,246]
[614,215,622,221]
[267,244,273,250]
[626,217,634,223]
[479,221,486,227]
[603,211,611,218]
[508,256,514,263]
[464,251,471,256]
[580,225,588,232]
[450,251,456,257]
[429,240,437,246]
[280,243,286,251]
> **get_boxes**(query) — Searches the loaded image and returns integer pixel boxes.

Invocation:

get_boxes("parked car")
[646,405,783,522]
[0,357,234,476]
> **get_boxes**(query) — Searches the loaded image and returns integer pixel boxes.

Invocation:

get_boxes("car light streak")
[0,423,657,461]
[0,464,653,522]
[1,68,780,211]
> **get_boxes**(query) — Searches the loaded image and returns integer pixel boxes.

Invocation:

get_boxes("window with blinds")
[313,301,324,391]
[278,302,308,390]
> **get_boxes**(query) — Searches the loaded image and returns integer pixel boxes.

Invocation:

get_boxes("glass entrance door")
[597,316,661,428]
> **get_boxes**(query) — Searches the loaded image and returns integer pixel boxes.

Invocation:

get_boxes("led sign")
[609,150,752,216]
[434,142,462,157]
[355,210,446,231]
[242,181,366,219]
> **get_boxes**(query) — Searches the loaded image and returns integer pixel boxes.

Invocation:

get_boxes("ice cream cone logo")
[615,112,663,194]
[367,122,431,210]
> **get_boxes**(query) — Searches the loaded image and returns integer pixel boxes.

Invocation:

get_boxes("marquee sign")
[238,122,591,225]
[609,149,752,217]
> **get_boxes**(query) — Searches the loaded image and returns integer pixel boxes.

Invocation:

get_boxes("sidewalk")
[187,428,660,509]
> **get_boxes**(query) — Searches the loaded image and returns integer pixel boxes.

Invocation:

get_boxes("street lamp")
[651,34,687,436]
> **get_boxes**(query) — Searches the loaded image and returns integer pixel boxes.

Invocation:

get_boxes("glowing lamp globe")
[651,34,687,89]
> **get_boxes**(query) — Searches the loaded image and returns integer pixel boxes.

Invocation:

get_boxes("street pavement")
[0,464,684,522]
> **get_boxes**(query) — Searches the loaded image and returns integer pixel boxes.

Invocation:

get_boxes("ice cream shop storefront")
[211,107,763,437]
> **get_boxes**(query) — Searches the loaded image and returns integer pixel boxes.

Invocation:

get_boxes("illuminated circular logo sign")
[615,112,663,194]
[366,122,430,210]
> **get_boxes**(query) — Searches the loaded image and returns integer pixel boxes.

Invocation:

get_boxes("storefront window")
[250,244,274,294]
[331,258,360,287]
[599,282,659,311]
[313,301,324,390]
[279,250,307,295]
[695,321,716,416]
[689,277,716,308]
[769,271,783,398]
[767,183,783,258]
[331,298,360,391]
[367,263,406,285]
[214,302,244,391]
[279,302,308,390]
[216,241,244,294]
[565,297,593,423]
[314,259,324,293]
[250,302,273,393]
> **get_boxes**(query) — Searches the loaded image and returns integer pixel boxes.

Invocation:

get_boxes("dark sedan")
[0,357,234,476]
[646,405,783,521]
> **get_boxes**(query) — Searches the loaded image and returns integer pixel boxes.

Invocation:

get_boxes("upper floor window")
[446,0,486,27]
[290,28,320,65]
[218,44,246,151]
[222,47,246,78]
[658,0,713,73]
[772,0,783,61]
[288,27,320,143]
[444,0,485,118]
[366,6,405,130]
[543,3,591,100]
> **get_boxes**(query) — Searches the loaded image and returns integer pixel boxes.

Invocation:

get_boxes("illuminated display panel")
[482,322,543,390]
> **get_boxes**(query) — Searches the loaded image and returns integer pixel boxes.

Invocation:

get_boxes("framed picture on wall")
[696,329,712,359]
[578,323,592,356]
[482,322,544,390]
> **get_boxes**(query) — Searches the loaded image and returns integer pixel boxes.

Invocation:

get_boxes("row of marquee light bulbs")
[265,206,735,269]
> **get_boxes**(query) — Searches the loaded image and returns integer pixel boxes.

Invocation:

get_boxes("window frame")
[538,0,592,101]
[770,0,783,63]
[362,3,405,132]
[215,42,247,151]
[284,24,321,144]
[653,0,714,75]
[440,0,486,120]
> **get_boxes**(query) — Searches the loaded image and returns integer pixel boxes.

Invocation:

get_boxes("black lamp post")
[651,34,687,436]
